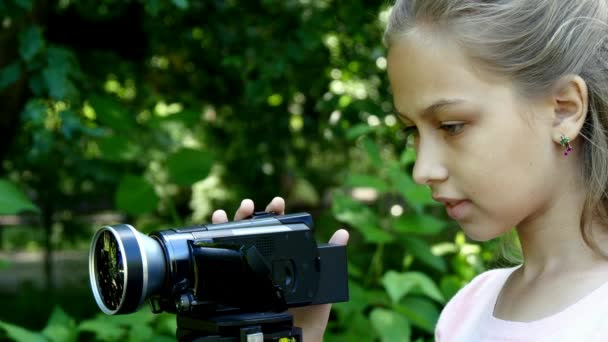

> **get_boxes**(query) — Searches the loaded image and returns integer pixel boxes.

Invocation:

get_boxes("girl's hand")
[211,196,350,342]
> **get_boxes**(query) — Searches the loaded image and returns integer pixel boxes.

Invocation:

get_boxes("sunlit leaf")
[41,307,77,342]
[0,179,40,214]
[369,308,411,342]
[401,236,447,272]
[345,173,389,193]
[127,324,154,342]
[115,175,159,215]
[0,321,46,342]
[382,270,444,304]
[400,148,416,166]
[332,193,394,243]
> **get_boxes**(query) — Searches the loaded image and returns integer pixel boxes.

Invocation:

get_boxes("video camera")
[88,211,349,341]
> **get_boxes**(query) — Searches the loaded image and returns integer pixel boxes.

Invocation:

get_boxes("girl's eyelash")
[439,122,466,135]
[401,123,465,136]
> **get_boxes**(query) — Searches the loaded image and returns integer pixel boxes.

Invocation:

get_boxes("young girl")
[212,0,608,340]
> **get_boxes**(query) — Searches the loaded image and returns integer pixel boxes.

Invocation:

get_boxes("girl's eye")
[440,122,466,135]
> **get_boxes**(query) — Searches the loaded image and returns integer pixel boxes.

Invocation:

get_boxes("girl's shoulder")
[447,266,519,307]
[435,266,520,337]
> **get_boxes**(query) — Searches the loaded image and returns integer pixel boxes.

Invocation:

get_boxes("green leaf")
[0,321,46,342]
[89,95,135,132]
[154,313,177,337]
[13,0,33,10]
[42,307,77,342]
[0,61,21,90]
[369,308,411,342]
[382,271,445,304]
[127,324,154,342]
[440,275,464,301]
[97,136,142,162]
[172,0,189,9]
[100,309,157,328]
[332,193,394,243]
[333,281,391,325]
[21,99,47,123]
[18,26,45,62]
[166,149,214,186]
[332,281,369,322]
[392,214,447,235]
[326,312,375,342]
[78,319,126,341]
[0,259,10,269]
[0,179,40,214]
[115,175,160,216]
[42,65,74,100]
[388,164,435,212]
[345,123,373,140]
[401,236,447,272]
[345,173,389,193]
[28,73,46,95]
[362,136,382,165]
[394,297,440,334]
[400,148,416,166]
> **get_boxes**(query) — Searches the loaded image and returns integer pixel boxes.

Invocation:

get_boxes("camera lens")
[89,224,167,315]
[94,230,124,310]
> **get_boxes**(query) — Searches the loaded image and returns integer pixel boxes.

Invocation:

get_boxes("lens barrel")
[89,224,166,314]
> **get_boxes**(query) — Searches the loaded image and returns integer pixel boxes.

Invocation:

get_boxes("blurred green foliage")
[0,0,514,341]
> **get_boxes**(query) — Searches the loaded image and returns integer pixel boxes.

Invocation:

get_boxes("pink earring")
[560,135,573,156]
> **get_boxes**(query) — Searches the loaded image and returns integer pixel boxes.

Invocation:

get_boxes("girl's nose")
[412,145,448,186]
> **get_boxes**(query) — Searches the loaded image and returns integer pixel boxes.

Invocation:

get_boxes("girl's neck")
[515,172,608,277]
[516,212,608,278]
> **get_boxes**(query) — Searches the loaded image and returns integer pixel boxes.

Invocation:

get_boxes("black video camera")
[88,211,348,341]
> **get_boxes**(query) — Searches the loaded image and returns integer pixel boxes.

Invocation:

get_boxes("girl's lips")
[445,200,471,220]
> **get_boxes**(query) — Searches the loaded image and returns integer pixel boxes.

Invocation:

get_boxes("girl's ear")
[551,75,588,143]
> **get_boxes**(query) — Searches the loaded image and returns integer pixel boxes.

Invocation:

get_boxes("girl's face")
[387,31,560,241]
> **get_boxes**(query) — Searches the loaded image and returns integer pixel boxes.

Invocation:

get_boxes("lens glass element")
[94,230,125,310]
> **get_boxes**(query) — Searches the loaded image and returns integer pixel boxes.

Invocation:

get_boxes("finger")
[264,196,285,215]
[211,209,228,224]
[328,229,349,245]
[234,199,255,221]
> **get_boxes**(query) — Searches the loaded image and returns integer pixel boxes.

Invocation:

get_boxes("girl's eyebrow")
[396,98,467,122]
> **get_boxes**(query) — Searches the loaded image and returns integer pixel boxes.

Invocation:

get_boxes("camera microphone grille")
[254,237,274,256]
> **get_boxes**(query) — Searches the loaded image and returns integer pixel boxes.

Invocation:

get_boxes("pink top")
[435,266,608,341]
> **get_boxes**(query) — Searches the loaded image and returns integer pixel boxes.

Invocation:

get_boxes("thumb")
[328,229,349,245]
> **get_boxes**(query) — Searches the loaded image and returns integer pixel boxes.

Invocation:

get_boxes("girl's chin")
[459,224,506,242]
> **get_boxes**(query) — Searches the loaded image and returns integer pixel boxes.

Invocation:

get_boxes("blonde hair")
[385,0,608,258]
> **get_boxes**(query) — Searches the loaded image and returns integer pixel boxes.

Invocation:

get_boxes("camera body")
[89,212,349,318]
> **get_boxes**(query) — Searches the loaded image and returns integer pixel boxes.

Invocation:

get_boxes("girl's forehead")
[387,32,513,117]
